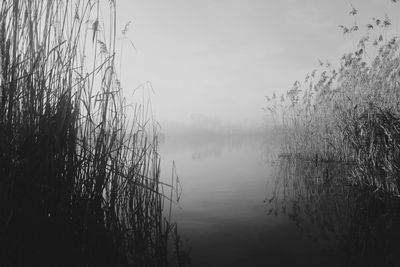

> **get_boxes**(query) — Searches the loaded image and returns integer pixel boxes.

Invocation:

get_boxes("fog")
[115,0,400,126]
[5,1,400,266]
[159,113,265,137]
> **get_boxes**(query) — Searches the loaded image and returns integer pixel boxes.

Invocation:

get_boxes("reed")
[0,1,181,266]
[265,2,400,196]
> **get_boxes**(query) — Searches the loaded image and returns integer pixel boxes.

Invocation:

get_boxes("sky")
[113,0,400,126]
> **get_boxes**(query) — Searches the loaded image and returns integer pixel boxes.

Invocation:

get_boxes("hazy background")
[114,0,400,132]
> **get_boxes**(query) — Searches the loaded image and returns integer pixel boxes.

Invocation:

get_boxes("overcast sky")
[114,0,400,125]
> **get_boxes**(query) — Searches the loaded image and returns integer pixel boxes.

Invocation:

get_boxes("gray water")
[159,134,400,267]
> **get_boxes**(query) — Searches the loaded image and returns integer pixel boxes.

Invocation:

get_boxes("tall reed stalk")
[0,1,180,266]
[265,2,400,196]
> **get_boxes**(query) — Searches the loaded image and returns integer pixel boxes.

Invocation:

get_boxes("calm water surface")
[159,134,400,267]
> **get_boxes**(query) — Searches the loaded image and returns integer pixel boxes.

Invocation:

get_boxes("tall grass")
[265,1,400,196]
[0,1,181,266]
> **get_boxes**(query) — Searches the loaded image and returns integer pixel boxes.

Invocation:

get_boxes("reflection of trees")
[192,144,222,161]
[267,158,400,267]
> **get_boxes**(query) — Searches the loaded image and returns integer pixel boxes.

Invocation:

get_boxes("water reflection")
[160,134,282,266]
[268,158,400,267]
[160,134,400,266]
[161,134,354,267]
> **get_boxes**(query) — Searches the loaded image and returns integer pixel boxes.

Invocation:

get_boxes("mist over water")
[158,132,400,267]
[158,134,319,266]
[159,113,265,137]
[159,133,275,266]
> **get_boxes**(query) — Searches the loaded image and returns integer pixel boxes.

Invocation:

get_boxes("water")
[159,134,400,267]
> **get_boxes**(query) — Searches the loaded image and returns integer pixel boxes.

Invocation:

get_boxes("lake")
[159,133,400,267]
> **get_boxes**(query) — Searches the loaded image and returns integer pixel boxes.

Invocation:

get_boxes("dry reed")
[265,2,400,196]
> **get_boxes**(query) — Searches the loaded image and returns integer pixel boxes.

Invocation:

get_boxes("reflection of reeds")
[268,158,350,242]
[0,1,183,266]
[268,158,400,267]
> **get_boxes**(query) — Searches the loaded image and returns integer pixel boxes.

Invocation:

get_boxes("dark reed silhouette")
[0,1,183,266]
